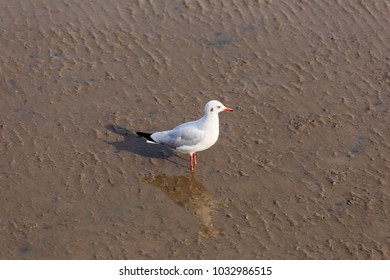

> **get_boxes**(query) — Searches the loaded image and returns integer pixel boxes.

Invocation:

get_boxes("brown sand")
[1,0,389,259]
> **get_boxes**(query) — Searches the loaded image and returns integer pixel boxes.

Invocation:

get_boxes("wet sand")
[1,0,390,259]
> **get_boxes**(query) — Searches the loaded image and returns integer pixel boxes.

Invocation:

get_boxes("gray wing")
[151,121,204,148]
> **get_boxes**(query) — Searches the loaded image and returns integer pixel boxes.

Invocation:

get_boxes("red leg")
[189,154,194,172]
[193,152,197,166]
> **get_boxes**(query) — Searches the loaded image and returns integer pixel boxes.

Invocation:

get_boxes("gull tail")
[136,132,158,144]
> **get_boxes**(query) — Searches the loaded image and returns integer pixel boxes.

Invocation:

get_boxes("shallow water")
[1,0,389,259]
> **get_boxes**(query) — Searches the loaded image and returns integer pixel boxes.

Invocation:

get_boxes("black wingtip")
[136,132,156,143]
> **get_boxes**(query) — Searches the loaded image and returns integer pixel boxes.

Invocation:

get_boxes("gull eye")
[217,106,221,109]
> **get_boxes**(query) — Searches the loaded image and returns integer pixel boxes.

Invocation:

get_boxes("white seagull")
[137,100,233,172]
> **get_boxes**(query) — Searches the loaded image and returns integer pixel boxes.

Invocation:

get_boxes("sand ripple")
[0,0,389,259]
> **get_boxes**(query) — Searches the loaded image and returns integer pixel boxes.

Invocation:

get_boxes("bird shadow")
[105,124,174,159]
[142,173,224,237]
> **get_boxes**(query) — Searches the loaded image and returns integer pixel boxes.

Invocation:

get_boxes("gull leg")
[189,154,194,172]
[193,152,197,166]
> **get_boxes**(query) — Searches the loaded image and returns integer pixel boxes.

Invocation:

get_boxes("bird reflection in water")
[143,174,223,236]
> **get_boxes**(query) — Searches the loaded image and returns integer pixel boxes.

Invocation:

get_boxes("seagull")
[137,100,233,172]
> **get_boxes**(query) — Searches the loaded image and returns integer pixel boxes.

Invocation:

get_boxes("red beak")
[224,107,233,112]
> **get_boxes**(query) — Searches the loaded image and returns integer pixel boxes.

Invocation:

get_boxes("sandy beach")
[1,0,389,259]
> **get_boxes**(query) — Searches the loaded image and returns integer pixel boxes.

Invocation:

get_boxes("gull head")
[204,100,233,115]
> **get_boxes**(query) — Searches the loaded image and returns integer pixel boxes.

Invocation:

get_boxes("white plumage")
[137,100,233,172]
